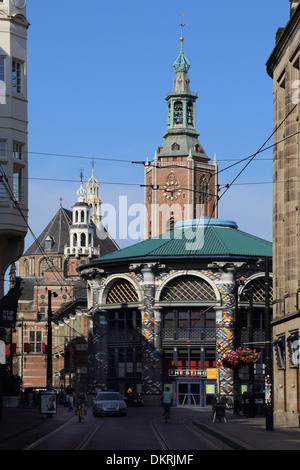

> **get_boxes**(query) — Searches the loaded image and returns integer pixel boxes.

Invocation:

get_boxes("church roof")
[90,219,272,265]
[24,205,119,257]
[25,206,72,256]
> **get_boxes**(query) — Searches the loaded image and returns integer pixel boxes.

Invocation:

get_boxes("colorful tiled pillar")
[88,310,108,390]
[214,267,235,397]
[141,267,162,397]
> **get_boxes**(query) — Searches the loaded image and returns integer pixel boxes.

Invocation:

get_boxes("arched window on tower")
[80,233,86,247]
[81,210,85,223]
[73,233,77,246]
[199,175,213,204]
[24,259,29,276]
[174,101,183,124]
[187,102,193,126]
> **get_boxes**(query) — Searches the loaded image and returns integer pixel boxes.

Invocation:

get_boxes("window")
[12,60,22,93]
[13,164,23,202]
[45,235,54,251]
[0,141,5,158]
[287,332,299,367]
[0,163,7,201]
[13,142,23,160]
[173,101,183,124]
[0,58,4,82]
[29,331,42,353]
[274,337,285,369]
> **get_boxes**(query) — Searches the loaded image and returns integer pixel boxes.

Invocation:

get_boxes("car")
[93,391,127,417]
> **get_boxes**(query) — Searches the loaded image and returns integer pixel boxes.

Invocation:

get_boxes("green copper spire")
[173,16,190,73]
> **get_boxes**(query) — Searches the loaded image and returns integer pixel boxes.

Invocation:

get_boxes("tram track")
[150,414,226,450]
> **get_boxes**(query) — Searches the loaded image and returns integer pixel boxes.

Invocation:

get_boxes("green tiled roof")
[95,219,272,263]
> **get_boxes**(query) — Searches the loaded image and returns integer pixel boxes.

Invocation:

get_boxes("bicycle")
[163,404,170,423]
[76,403,85,422]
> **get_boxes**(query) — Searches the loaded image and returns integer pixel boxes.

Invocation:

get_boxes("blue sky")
[24,0,290,252]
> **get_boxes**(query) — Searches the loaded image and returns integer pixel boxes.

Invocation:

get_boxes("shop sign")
[168,369,207,377]
[168,368,217,379]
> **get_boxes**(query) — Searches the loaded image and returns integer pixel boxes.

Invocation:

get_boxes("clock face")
[11,0,26,9]
[163,180,182,200]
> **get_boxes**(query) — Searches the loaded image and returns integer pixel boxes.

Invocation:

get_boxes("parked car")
[93,391,127,417]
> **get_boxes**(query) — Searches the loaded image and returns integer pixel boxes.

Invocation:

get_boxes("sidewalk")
[0,404,74,450]
[192,409,300,450]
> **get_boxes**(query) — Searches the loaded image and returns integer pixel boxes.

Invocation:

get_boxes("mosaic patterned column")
[87,310,108,390]
[215,273,235,397]
[141,267,162,395]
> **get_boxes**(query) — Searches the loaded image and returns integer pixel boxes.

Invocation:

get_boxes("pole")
[248,288,255,418]
[47,290,53,390]
[264,256,274,431]
[233,284,240,415]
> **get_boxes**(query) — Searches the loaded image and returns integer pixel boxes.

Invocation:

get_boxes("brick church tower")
[144,21,218,238]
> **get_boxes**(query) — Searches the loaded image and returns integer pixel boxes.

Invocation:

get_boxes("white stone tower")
[0,0,30,299]
[64,171,100,260]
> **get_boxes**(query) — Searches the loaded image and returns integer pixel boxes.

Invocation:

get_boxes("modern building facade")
[144,22,218,239]
[0,0,29,302]
[266,1,300,426]
[79,218,272,407]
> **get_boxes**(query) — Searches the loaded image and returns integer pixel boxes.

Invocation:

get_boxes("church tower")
[0,0,30,299]
[86,165,102,231]
[65,171,101,265]
[144,19,218,238]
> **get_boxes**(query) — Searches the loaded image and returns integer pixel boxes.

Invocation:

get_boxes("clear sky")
[24,0,290,253]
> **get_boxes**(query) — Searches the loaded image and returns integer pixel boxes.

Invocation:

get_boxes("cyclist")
[162,386,172,418]
[76,388,87,418]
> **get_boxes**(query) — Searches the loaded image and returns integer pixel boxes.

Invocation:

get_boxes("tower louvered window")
[106,279,139,304]
[160,275,216,302]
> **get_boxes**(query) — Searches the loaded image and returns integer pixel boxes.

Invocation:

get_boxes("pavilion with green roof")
[79,218,272,407]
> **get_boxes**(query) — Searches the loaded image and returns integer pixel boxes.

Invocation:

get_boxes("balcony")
[163,328,216,342]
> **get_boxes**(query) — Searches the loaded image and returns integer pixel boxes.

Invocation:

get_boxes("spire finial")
[173,12,190,73]
[77,166,86,201]
[179,11,185,42]
[91,159,95,176]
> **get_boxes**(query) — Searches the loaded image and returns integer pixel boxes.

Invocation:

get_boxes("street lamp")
[264,257,273,431]
[47,290,58,390]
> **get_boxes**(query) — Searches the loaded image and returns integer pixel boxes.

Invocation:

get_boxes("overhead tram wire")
[0,165,71,289]
[185,100,300,253]
[23,128,299,190]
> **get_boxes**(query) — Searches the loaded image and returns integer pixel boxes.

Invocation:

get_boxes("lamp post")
[264,256,274,431]
[47,290,58,390]
[247,287,255,418]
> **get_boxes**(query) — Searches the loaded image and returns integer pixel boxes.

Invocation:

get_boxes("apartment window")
[29,331,42,353]
[13,164,23,202]
[0,141,5,158]
[13,142,23,160]
[0,163,7,201]
[0,58,4,82]
[12,60,22,93]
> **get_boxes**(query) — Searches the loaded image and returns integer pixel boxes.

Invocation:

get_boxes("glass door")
[177,382,201,406]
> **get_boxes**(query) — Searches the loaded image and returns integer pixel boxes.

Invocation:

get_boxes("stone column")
[214,267,236,397]
[141,267,162,398]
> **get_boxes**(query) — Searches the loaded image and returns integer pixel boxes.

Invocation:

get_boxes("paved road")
[26,407,228,451]
[1,404,300,454]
